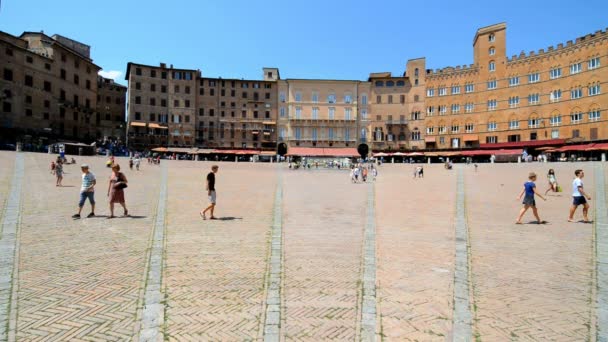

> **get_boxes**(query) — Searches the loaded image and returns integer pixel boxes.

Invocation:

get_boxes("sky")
[1,0,607,85]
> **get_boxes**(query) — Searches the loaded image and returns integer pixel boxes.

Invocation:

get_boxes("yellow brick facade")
[424,23,608,149]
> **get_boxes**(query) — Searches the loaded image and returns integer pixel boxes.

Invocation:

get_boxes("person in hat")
[72,164,96,219]
[516,172,546,224]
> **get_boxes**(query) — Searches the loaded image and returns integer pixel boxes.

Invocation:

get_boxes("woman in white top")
[544,169,558,195]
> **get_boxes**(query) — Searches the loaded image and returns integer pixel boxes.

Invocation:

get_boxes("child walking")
[516,172,546,224]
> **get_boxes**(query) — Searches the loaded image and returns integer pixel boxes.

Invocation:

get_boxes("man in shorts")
[568,169,591,222]
[72,164,96,219]
[200,165,219,220]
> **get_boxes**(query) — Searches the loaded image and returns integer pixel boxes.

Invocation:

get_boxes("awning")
[148,123,168,129]
[463,134,479,142]
[479,138,566,149]
[263,121,276,125]
[211,149,261,155]
[406,152,424,156]
[586,143,608,151]
[373,152,391,157]
[193,149,214,154]
[286,147,358,157]
[261,151,277,156]
[424,136,436,143]
[554,143,596,152]
[130,122,146,127]
[167,147,196,153]
[151,147,168,152]
[263,132,271,135]
[461,149,522,156]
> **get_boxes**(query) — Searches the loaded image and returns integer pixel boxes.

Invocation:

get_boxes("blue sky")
[1,0,607,85]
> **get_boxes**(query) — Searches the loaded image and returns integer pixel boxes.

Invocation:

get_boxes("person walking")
[568,169,591,223]
[72,164,96,219]
[200,165,219,220]
[516,172,546,224]
[107,164,128,218]
[544,169,558,195]
[55,160,64,186]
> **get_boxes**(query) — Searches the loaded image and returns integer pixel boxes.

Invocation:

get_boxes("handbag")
[556,184,562,192]
[113,173,128,189]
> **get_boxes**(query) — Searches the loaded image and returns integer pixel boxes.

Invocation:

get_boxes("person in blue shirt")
[516,172,547,224]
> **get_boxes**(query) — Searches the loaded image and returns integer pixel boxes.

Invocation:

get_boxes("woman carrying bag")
[107,164,129,218]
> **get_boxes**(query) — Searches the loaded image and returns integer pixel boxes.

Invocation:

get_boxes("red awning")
[461,149,522,156]
[286,147,358,157]
[211,149,261,155]
[587,143,608,151]
[554,144,595,152]
[479,139,566,149]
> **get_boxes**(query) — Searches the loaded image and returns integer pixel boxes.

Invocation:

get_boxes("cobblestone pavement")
[164,162,277,341]
[0,152,15,220]
[0,151,606,341]
[466,163,595,341]
[13,153,161,341]
[282,170,367,341]
[375,166,457,341]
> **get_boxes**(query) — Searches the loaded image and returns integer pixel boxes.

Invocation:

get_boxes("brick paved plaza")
[0,151,607,341]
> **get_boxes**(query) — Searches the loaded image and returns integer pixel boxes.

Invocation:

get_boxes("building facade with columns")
[424,23,608,150]
[276,79,370,150]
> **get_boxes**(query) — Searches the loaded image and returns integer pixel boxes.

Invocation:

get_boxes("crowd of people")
[350,163,377,183]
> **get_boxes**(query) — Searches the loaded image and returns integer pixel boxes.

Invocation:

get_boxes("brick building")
[196,68,279,149]
[368,58,427,151]
[96,76,127,140]
[125,63,198,149]
[424,23,607,149]
[0,31,124,142]
[125,63,279,150]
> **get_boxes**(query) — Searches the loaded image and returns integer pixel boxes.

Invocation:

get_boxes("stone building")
[125,62,198,149]
[0,31,120,142]
[424,23,608,149]
[96,76,126,140]
[196,68,279,149]
[368,58,427,151]
[276,79,370,150]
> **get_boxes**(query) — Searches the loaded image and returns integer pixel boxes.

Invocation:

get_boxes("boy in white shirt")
[568,169,591,223]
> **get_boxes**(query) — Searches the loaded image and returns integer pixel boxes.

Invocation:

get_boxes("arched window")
[489,61,496,72]
[489,47,495,56]
[375,81,384,87]
[414,68,419,77]
[489,34,495,42]
[386,81,395,87]
[414,95,419,102]
[396,80,405,87]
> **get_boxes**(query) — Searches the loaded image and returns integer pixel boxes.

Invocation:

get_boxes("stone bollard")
[517,156,521,163]
[16,142,22,152]
[78,147,83,156]
[428,157,431,164]
[48,145,52,154]
[391,157,394,164]
[602,153,606,162]
[106,150,110,157]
